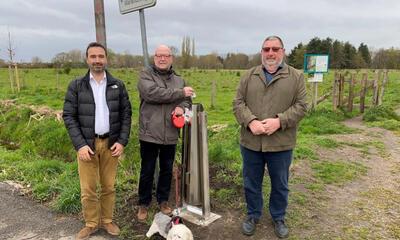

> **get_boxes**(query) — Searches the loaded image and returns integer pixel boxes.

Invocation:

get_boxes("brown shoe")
[137,205,148,222]
[159,201,172,215]
[76,226,97,240]
[101,222,120,236]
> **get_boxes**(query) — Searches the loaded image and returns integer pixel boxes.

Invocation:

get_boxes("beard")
[262,57,281,68]
[90,63,105,73]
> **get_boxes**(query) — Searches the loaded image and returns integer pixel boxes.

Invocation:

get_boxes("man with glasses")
[136,45,194,221]
[233,36,307,238]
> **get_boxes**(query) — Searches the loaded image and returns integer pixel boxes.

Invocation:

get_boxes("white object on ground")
[146,212,171,238]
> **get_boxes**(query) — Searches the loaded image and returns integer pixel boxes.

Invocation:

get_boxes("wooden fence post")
[372,70,380,106]
[332,71,338,111]
[312,82,318,110]
[338,73,344,107]
[378,70,389,106]
[347,72,355,112]
[210,79,216,109]
[8,64,14,93]
[14,63,20,92]
[360,72,368,113]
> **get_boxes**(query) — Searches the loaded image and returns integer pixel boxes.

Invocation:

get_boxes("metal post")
[178,104,221,226]
[188,105,201,205]
[198,107,211,218]
[94,0,107,49]
[139,9,150,67]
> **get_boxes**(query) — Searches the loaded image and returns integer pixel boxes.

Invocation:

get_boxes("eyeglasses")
[155,54,172,58]
[262,47,282,53]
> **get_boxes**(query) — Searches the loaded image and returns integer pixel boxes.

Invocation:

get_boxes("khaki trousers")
[78,138,119,227]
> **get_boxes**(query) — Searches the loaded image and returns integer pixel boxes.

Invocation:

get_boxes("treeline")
[287,37,400,69]
[1,37,399,70]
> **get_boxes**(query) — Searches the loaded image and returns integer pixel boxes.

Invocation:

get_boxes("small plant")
[63,66,71,74]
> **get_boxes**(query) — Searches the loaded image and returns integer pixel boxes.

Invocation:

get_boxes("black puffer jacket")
[63,70,132,151]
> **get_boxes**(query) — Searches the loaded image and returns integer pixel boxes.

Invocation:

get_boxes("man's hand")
[110,142,124,157]
[183,87,194,97]
[261,118,281,135]
[78,145,94,161]
[173,106,184,116]
[248,120,265,135]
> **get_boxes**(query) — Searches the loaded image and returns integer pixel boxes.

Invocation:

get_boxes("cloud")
[0,0,399,61]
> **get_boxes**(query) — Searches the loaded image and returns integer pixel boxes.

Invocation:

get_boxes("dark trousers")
[138,140,176,206]
[241,145,292,221]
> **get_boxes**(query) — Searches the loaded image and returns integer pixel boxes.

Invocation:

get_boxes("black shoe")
[241,217,259,236]
[273,220,289,238]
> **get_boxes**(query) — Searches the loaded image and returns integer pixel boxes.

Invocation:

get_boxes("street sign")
[118,0,156,14]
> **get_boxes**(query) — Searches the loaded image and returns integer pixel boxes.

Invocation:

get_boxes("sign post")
[304,54,329,110]
[94,0,107,49]
[118,0,157,67]
[139,9,149,67]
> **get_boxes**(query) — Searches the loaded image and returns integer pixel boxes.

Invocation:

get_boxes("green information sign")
[303,54,329,74]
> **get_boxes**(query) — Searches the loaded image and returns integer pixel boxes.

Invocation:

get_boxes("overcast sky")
[0,0,399,62]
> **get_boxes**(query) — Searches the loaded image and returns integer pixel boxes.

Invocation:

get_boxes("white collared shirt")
[89,72,110,135]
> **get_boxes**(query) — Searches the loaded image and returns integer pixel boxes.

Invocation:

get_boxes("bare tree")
[7,29,19,92]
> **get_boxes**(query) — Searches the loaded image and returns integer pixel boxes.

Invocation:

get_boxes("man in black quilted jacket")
[63,42,132,240]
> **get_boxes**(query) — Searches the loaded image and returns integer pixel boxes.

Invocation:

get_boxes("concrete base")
[173,205,221,226]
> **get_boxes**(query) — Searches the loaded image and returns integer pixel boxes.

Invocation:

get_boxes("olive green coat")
[233,63,307,152]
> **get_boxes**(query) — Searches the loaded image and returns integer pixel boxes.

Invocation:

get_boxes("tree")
[196,53,223,69]
[169,46,179,56]
[358,43,371,67]
[106,48,116,66]
[287,43,306,69]
[330,40,345,69]
[306,37,322,54]
[68,49,84,65]
[372,48,400,69]
[248,53,261,68]
[223,53,249,69]
[371,49,387,69]
[319,38,333,54]
[31,56,42,64]
[30,56,43,68]
[52,49,85,68]
[353,52,366,69]
[343,42,357,68]
[52,52,68,66]
[181,36,194,69]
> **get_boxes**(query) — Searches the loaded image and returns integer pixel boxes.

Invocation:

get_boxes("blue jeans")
[241,145,292,221]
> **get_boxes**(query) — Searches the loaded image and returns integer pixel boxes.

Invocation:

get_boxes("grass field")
[0,67,399,239]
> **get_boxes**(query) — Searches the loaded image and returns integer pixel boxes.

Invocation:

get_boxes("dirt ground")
[0,182,116,240]
[1,114,399,240]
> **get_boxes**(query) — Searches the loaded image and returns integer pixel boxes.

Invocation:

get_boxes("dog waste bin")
[178,103,221,226]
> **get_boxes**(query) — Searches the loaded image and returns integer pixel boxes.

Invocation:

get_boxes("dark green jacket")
[233,63,307,152]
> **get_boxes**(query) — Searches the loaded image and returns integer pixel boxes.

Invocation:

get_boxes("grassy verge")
[0,68,399,239]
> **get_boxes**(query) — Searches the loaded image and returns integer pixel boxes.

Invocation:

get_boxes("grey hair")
[262,36,284,49]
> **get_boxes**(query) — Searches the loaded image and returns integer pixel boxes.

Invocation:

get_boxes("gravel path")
[0,182,113,240]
